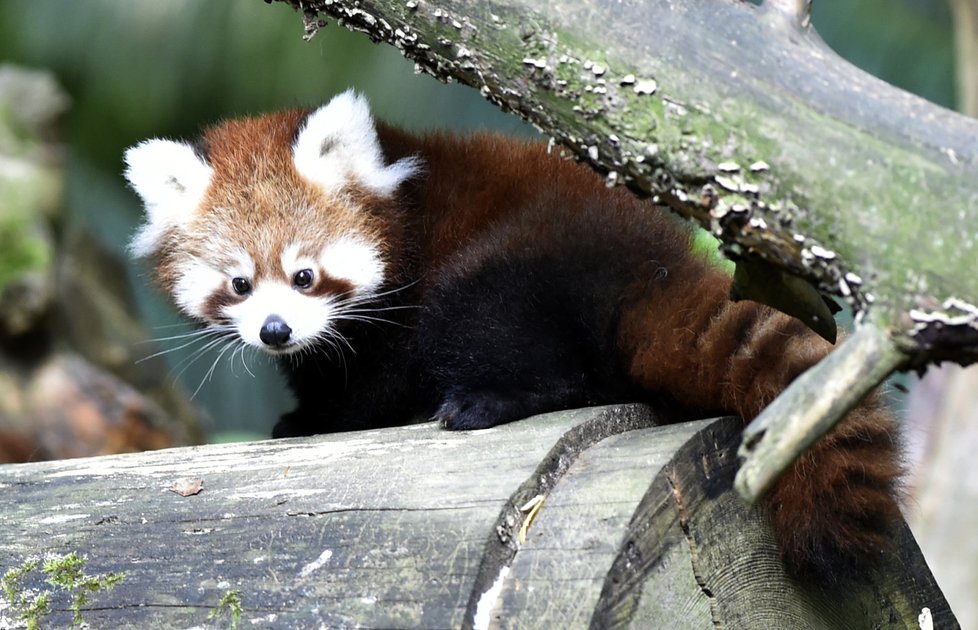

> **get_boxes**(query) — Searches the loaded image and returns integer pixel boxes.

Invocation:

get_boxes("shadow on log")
[0,405,955,628]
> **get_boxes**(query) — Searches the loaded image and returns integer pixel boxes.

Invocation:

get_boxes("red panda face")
[124,90,418,354]
[162,234,387,354]
[219,238,385,352]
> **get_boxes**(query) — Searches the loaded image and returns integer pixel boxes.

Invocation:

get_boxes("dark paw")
[433,390,522,430]
[272,410,317,438]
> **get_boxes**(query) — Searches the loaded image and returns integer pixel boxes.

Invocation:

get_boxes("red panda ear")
[124,139,213,257]
[292,90,420,197]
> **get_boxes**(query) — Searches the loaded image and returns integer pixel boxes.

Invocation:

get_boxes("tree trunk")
[0,406,956,628]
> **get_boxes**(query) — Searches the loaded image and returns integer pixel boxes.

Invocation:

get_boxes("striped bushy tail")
[618,264,901,580]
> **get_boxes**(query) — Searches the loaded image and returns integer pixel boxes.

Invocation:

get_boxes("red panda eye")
[293,269,314,289]
[231,277,252,295]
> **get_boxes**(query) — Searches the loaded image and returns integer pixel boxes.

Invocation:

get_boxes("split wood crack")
[668,469,725,630]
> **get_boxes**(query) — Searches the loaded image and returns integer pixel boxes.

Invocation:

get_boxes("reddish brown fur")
[376,126,644,270]
[767,394,900,576]
[616,259,900,575]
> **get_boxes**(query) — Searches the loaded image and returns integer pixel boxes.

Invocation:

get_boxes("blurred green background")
[0,0,957,438]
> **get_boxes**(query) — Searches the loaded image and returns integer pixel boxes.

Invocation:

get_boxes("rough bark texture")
[0,405,957,628]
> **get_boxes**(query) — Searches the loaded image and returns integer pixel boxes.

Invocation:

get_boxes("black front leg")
[419,253,632,432]
[272,408,320,438]
[433,381,595,431]
[272,330,427,437]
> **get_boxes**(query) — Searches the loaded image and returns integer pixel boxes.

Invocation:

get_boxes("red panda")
[125,90,900,581]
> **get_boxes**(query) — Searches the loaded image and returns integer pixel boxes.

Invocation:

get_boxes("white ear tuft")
[124,139,213,257]
[292,90,419,197]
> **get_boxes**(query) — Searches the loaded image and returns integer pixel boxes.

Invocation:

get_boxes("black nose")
[259,315,292,347]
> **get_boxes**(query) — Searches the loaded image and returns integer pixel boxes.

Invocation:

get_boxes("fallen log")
[0,405,956,628]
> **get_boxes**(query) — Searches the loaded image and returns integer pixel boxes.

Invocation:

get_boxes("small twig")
[735,322,906,503]
[763,0,813,29]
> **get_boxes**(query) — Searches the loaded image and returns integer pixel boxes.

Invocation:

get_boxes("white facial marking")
[173,258,228,319]
[224,282,334,350]
[227,248,255,280]
[124,139,213,256]
[280,243,317,278]
[320,236,385,294]
[292,90,420,197]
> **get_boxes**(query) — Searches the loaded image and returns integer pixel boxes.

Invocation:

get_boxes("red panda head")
[124,90,419,354]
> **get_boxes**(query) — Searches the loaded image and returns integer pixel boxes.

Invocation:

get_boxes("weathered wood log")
[0,405,956,628]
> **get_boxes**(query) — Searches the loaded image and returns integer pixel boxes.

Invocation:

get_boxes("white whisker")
[144,326,233,342]
[150,321,199,330]
[191,338,238,398]
[232,341,257,379]
[321,327,356,357]
[136,327,235,363]
[334,312,413,329]
[351,279,419,302]
[171,331,237,385]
